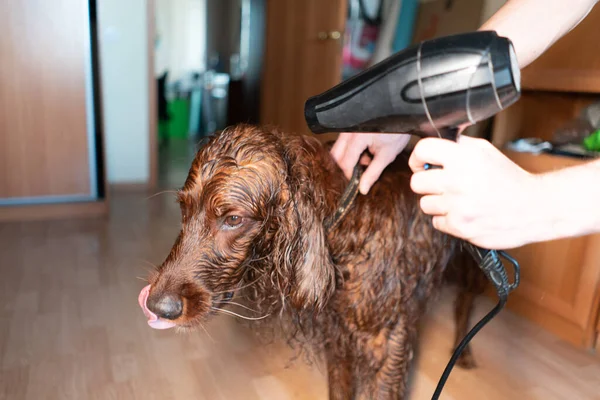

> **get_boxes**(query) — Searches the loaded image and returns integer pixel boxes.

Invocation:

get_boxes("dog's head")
[139,125,339,330]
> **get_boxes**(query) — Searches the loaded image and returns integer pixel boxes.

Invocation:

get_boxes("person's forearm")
[529,158,600,244]
[479,0,599,69]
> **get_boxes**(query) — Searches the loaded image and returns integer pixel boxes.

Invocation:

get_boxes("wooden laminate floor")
[1,139,600,399]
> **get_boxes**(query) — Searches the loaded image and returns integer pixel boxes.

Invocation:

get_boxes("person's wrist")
[526,167,593,244]
[527,172,560,244]
[507,169,572,247]
[557,162,600,238]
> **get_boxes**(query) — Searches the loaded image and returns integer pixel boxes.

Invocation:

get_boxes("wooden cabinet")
[491,97,600,349]
[495,148,600,349]
[488,4,600,348]
[0,0,106,221]
[521,3,600,94]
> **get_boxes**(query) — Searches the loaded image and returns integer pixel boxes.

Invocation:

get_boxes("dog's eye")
[224,215,243,228]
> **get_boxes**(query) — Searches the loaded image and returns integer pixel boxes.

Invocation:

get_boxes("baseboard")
[0,200,108,222]
[109,182,150,192]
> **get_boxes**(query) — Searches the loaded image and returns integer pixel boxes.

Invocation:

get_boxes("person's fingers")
[330,132,352,162]
[432,213,477,243]
[409,169,447,195]
[358,152,394,194]
[408,138,456,172]
[394,134,412,155]
[337,137,369,180]
[419,194,448,216]
[431,215,452,236]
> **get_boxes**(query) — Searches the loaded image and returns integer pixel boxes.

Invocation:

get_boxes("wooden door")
[260,0,347,138]
[0,0,100,206]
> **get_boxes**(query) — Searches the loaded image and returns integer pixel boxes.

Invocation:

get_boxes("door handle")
[317,31,342,41]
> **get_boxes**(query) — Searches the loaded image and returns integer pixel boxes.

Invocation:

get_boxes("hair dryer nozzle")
[304,31,521,137]
[305,96,326,134]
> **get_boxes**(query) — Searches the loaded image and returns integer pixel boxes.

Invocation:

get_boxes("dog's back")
[325,150,456,319]
[320,141,486,377]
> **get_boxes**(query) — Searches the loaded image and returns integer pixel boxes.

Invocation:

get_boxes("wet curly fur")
[145,124,487,399]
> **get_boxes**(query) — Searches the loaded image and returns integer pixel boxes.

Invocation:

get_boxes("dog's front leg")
[324,340,355,400]
[373,308,418,399]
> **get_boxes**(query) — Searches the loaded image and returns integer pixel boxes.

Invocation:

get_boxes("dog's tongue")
[138,284,177,330]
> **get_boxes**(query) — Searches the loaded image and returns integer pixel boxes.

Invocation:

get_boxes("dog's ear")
[270,137,337,313]
[288,181,336,311]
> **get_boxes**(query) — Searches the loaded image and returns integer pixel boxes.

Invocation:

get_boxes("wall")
[155,0,207,81]
[481,0,506,22]
[97,0,150,184]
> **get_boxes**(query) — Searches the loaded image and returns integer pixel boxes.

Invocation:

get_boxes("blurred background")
[1,0,600,399]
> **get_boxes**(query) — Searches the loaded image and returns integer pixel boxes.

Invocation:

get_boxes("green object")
[583,129,600,151]
[166,98,190,139]
[158,120,169,142]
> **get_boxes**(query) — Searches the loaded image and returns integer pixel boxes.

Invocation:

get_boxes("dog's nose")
[147,293,183,320]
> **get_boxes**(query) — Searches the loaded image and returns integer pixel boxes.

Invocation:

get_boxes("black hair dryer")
[304,30,521,141]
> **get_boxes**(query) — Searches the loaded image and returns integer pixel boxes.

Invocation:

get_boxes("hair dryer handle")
[462,242,520,297]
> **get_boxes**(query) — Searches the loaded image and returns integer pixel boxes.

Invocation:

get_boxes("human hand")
[331,132,410,194]
[408,135,543,249]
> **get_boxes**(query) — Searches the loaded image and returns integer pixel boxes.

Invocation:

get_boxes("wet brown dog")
[138,124,486,399]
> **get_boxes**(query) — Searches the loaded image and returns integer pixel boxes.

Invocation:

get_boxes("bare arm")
[480,0,599,68]
[530,157,600,244]
[417,0,600,247]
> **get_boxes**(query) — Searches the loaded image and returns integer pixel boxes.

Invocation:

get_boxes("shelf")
[492,92,600,149]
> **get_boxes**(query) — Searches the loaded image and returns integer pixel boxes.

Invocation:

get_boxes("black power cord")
[431,297,505,399]
[431,247,520,400]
